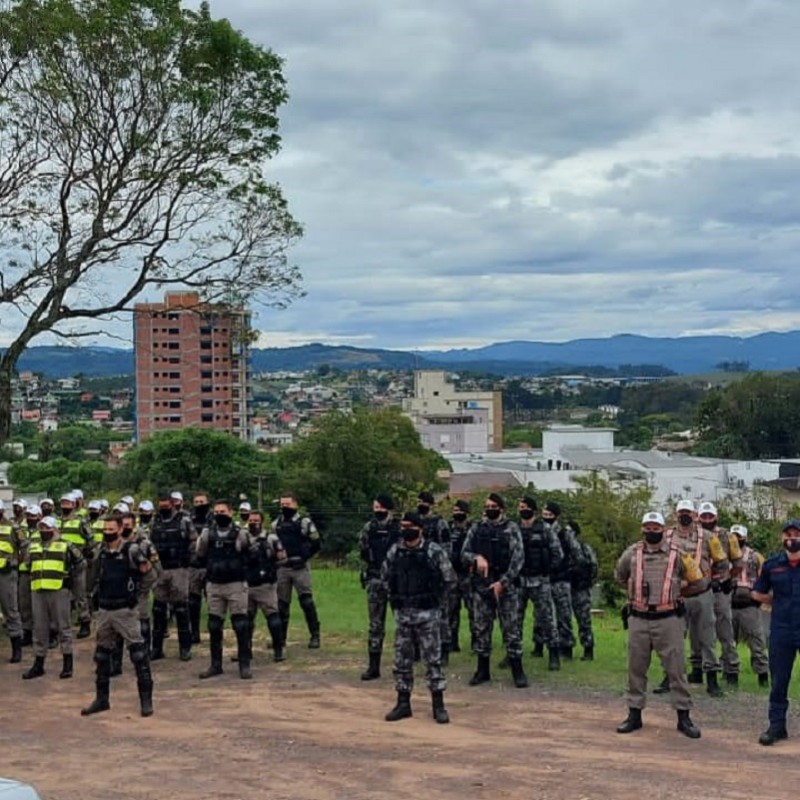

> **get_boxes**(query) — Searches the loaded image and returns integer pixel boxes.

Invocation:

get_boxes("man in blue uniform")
[752,519,800,745]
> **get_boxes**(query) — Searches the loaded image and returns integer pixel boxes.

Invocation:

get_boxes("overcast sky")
[6,0,800,351]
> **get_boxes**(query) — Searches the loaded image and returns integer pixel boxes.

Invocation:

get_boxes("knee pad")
[128,642,148,664]
[94,647,113,665]
[232,614,249,636]
[299,593,315,612]
[278,600,290,618]
[207,614,224,635]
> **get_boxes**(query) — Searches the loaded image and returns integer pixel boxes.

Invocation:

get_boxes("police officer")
[664,498,728,697]
[149,493,194,661]
[22,516,84,680]
[195,500,253,679]
[615,511,703,739]
[358,493,401,680]
[730,524,769,687]
[18,503,43,648]
[238,502,252,526]
[244,510,285,663]
[81,513,154,717]
[517,496,563,671]
[448,499,474,654]
[569,520,598,661]
[273,493,322,650]
[752,519,800,745]
[188,492,211,645]
[58,492,93,639]
[417,490,453,663]
[462,492,527,688]
[137,500,154,533]
[542,500,583,660]
[382,511,455,724]
[0,499,24,662]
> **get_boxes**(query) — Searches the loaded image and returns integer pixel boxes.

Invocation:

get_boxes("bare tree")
[0,0,303,441]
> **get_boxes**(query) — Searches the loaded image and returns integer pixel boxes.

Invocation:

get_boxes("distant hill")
[7,331,800,377]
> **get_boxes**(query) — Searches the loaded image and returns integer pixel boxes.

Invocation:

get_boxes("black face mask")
[248,523,262,535]
[519,509,534,520]
[158,508,172,520]
[103,532,119,543]
[214,514,232,528]
[240,512,250,523]
[417,503,430,515]
[122,526,134,539]
[280,507,295,520]
[402,528,420,542]
[60,506,72,517]
[193,504,210,520]
[644,530,663,545]
[452,512,467,523]
[485,508,501,521]
[139,513,152,525]
[89,511,100,521]
[40,530,55,543]
[784,539,800,554]
[374,510,389,521]
[700,520,715,531]
[678,514,694,527]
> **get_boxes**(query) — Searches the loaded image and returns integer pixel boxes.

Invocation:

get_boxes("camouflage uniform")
[419,512,452,654]
[570,538,598,652]
[519,518,562,654]
[382,538,455,694]
[548,519,583,652]
[462,514,524,659]
[448,517,474,652]
[359,516,401,655]
[732,544,768,678]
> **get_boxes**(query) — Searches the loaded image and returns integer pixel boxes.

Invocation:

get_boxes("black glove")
[621,604,630,630]
[710,579,722,593]
[721,578,733,594]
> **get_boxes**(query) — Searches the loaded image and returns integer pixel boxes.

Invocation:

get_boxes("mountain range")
[7,331,800,378]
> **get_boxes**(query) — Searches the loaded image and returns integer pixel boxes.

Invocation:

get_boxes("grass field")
[271,566,796,698]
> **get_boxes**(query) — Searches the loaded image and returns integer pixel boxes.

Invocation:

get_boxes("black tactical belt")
[630,608,678,620]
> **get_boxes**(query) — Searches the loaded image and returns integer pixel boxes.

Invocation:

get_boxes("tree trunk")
[0,365,13,447]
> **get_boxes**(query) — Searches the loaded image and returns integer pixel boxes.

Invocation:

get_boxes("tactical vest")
[97,543,138,610]
[59,516,84,547]
[276,518,308,561]
[365,518,401,576]
[29,541,68,591]
[550,523,573,583]
[89,517,105,545]
[206,527,246,584]
[472,520,513,577]
[247,537,277,587]
[520,520,549,578]
[150,512,189,569]
[570,540,597,591]
[0,522,16,571]
[450,522,470,572]
[388,542,442,610]
[421,514,447,546]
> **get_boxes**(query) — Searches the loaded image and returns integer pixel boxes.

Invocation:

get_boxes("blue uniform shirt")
[753,551,800,639]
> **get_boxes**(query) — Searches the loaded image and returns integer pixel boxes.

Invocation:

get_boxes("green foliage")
[120,427,279,502]
[503,425,544,448]
[9,456,111,496]
[694,373,800,458]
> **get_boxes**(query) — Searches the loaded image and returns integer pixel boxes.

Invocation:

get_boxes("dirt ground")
[2,637,798,800]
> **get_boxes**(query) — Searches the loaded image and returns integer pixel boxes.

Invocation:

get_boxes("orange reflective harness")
[631,542,679,618]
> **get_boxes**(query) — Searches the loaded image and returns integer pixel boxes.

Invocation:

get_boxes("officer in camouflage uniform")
[188,492,211,645]
[697,501,743,687]
[729,524,769,687]
[417,490,453,663]
[382,511,455,724]
[517,496,562,671]
[462,492,527,688]
[569,520,598,661]
[543,500,582,660]
[615,511,703,739]
[448,499,474,653]
[358,494,401,680]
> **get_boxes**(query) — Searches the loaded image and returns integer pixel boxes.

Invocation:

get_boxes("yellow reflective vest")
[0,522,16,570]
[29,541,69,591]
[59,517,85,547]
[90,518,105,545]
[18,528,40,573]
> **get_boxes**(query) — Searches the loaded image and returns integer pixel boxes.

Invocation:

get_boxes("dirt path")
[1,642,797,800]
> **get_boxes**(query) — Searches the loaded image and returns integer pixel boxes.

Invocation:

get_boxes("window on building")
[168,328,179,335]
[201,400,213,408]
[200,341,212,350]
[201,413,213,422]
[200,355,212,364]
[169,415,181,423]
[200,327,212,336]
[169,372,180,379]
[167,342,179,350]
[201,371,212,380]
[201,385,212,393]
[169,401,181,409]
[169,387,179,394]
[168,357,180,364]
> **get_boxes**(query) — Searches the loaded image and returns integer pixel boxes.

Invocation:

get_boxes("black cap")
[454,500,470,513]
[520,495,537,510]
[418,491,435,505]
[544,500,561,517]
[781,519,800,533]
[402,511,424,528]
[375,493,394,511]
[487,492,505,509]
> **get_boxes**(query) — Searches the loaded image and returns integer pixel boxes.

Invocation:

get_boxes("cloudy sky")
[6,0,800,351]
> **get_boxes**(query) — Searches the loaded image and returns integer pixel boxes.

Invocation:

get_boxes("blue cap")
[781,519,800,533]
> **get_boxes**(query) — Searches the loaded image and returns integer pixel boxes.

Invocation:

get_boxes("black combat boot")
[232,614,252,679]
[361,651,381,681]
[199,623,223,679]
[431,690,450,724]
[687,666,703,684]
[509,657,529,688]
[706,671,724,698]
[581,646,594,662]
[385,690,412,722]
[724,672,738,687]
[175,603,193,661]
[469,654,491,686]
[652,673,670,694]
[267,613,285,662]
[560,645,573,660]
[140,619,152,656]
[676,709,701,739]
[150,601,168,660]
[21,629,32,647]
[450,628,461,653]
[77,620,91,639]
[59,653,73,679]
[131,645,154,718]
[531,642,544,658]
[616,707,643,734]
[299,595,321,648]
[9,636,22,664]
[110,637,124,677]
[81,649,111,716]
[759,724,788,746]
[22,655,45,680]
[758,673,770,688]
[188,593,203,645]
[548,648,561,671]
